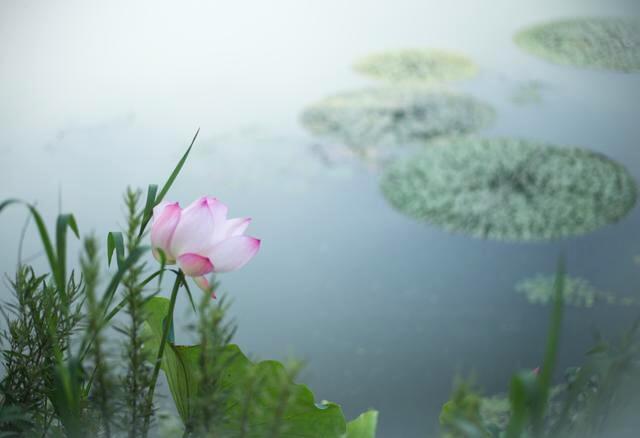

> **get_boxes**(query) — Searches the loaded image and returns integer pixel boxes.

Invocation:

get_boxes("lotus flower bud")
[150,196,260,293]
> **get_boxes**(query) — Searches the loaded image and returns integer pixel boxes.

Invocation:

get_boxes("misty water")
[1,1,640,436]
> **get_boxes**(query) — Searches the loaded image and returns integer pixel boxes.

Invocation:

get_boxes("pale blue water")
[1,0,640,436]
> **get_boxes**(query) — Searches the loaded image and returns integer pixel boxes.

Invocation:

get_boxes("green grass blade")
[156,128,199,204]
[99,245,149,316]
[0,198,20,213]
[101,289,161,330]
[180,275,197,313]
[80,290,160,362]
[531,257,565,434]
[139,184,158,234]
[78,245,149,360]
[106,231,125,268]
[140,268,167,289]
[505,373,529,438]
[139,128,200,236]
[55,213,80,303]
[1,199,59,289]
[27,206,58,281]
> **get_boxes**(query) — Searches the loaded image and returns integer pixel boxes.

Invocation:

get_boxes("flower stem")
[142,270,183,437]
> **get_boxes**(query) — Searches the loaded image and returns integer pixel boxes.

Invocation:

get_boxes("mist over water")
[1,1,640,436]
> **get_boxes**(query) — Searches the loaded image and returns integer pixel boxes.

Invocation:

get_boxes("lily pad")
[515,18,640,72]
[300,88,495,148]
[354,49,478,84]
[516,274,639,308]
[516,274,600,307]
[380,138,637,241]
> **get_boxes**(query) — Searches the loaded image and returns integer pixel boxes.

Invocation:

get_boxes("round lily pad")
[380,138,637,241]
[354,49,478,84]
[300,88,495,148]
[515,18,640,72]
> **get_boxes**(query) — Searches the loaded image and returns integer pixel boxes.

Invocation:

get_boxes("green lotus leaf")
[345,410,378,438]
[300,88,495,149]
[143,296,347,437]
[515,17,640,72]
[354,49,477,84]
[380,138,637,241]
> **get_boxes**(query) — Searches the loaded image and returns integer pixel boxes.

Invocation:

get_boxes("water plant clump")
[441,265,640,437]
[516,274,639,308]
[380,138,637,241]
[353,48,478,84]
[300,87,495,148]
[441,323,640,437]
[515,17,640,72]
[516,274,600,308]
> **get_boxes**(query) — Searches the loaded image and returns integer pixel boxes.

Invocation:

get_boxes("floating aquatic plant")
[380,138,637,241]
[516,274,638,308]
[353,48,478,84]
[515,17,640,72]
[516,274,599,307]
[300,88,495,148]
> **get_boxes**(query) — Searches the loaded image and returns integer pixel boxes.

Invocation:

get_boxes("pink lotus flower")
[150,196,260,292]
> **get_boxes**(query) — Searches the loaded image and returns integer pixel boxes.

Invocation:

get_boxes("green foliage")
[550,321,640,437]
[354,48,478,84]
[0,131,201,437]
[116,189,156,438]
[300,88,495,149]
[81,235,115,437]
[139,128,200,235]
[515,18,640,72]
[49,357,85,437]
[439,382,492,438]
[440,325,640,438]
[439,261,565,438]
[440,262,640,437]
[0,265,84,436]
[0,129,374,438]
[0,403,34,437]
[186,294,237,435]
[381,138,637,241]
[0,201,79,301]
[143,296,348,437]
[345,410,378,438]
